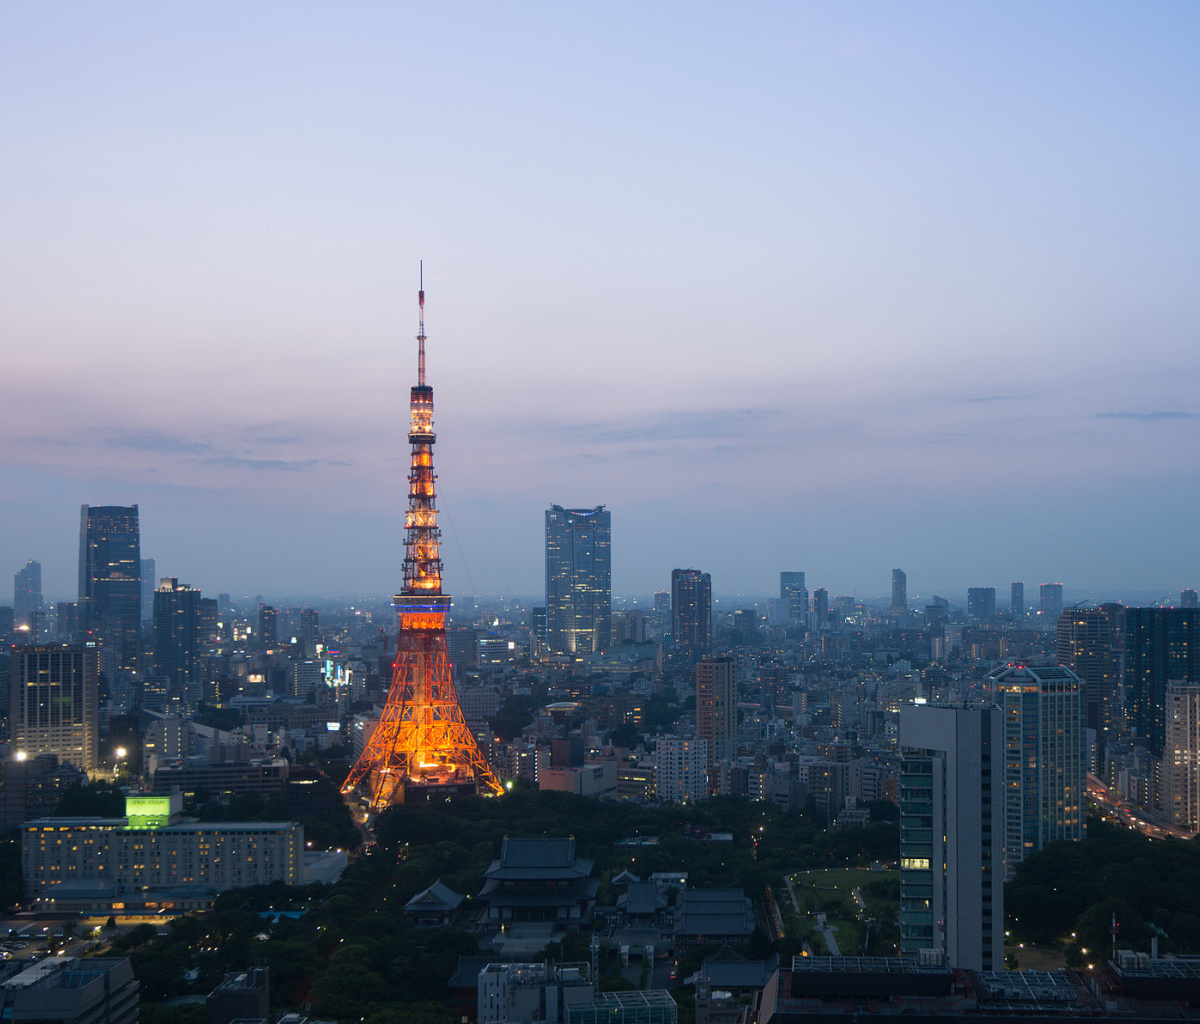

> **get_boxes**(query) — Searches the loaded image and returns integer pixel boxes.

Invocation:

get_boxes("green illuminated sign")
[126,796,172,817]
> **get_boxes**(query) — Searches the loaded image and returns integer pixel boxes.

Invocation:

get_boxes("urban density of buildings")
[1,281,1196,1017]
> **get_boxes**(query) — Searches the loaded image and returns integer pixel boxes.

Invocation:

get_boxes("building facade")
[1056,603,1124,737]
[1011,582,1024,618]
[891,570,907,614]
[696,657,737,775]
[78,505,141,673]
[13,560,42,630]
[899,703,1003,972]
[1164,683,1200,833]
[655,736,708,804]
[671,569,712,654]
[1039,583,1064,624]
[153,578,204,707]
[1125,607,1200,760]
[780,572,807,629]
[985,663,1086,877]
[966,588,995,621]
[0,957,138,1024]
[22,794,301,894]
[10,644,99,771]
[545,506,612,656]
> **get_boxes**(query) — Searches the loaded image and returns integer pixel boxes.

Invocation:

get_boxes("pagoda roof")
[484,837,594,881]
[405,879,464,913]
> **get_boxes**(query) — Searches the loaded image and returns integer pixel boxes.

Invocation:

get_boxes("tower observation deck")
[342,268,503,811]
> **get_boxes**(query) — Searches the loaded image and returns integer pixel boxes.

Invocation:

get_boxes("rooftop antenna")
[417,260,426,386]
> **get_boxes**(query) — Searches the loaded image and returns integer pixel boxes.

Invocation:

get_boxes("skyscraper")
[78,505,141,673]
[900,702,1003,971]
[811,588,829,630]
[544,506,612,656]
[1184,589,1199,609]
[299,608,319,644]
[1163,683,1200,832]
[1056,604,1124,736]
[780,571,807,629]
[1011,582,1024,618]
[258,604,278,650]
[140,558,156,620]
[153,579,203,706]
[671,569,712,653]
[13,560,42,629]
[966,587,996,621]
[1039,582,1064,623]
[1125,607,1200,760]
[10,643,99,771]
[696,656,737,778]
[986,663,1086,877]
[891,569,907,614]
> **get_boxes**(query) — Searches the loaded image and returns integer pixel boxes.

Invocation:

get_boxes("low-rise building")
[152,754,288,803]
[22,792,302,894]
[539,762,617,798]
[0,956,138,1024]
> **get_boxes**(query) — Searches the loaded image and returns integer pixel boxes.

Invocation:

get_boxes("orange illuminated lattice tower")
[342,267,503,810]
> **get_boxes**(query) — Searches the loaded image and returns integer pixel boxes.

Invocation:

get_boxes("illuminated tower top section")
[401,263,446,604]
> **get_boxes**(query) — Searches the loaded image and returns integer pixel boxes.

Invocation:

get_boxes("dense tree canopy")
[1007,817,1200,954]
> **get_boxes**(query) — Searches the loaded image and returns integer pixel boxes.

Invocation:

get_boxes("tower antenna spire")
[417,260,426,386]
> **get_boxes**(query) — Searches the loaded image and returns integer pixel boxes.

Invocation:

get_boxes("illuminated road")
[1087,773,1191,840]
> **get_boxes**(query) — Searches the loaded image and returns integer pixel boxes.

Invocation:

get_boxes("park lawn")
[793,868,896,890]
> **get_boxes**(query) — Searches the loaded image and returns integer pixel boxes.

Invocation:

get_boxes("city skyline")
[3,4,1200,598]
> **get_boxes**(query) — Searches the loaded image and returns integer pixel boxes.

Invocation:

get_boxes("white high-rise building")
[654,736,707,804]
[900,702,1004,972]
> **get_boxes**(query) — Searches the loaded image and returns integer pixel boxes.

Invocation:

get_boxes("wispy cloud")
[106,433,213,453]
[961,395,1026,404]
[563,408,777,445]
[1096,411,1197,422]
[202,456,350,471]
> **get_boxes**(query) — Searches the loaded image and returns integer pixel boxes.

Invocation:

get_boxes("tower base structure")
[343,594,503,814]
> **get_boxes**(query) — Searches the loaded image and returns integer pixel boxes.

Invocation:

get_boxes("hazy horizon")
[4,3,1199,600]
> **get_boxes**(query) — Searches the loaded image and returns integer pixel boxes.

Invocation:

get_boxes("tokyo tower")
[342,267,503,811]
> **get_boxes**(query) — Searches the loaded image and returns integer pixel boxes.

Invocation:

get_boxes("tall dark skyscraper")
[1184,589,1199,609]
[1125,607,1200,759]
[696,656,736,778]
[812,588,829,629]
[1011,581,1025,618]
[967,587,996,621]
[258,604,279,650]
[153,578,203,705]
[544,505,612,656]
[671,568,712,653]
[1040,582,1064,623]
[891,569,907,613]
[780,571,807,628]
[1056,604,1124,736]
[78,505,141,673]
[13,560,42,629]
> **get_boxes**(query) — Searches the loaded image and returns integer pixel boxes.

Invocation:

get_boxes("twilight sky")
[3,2,1200,603]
